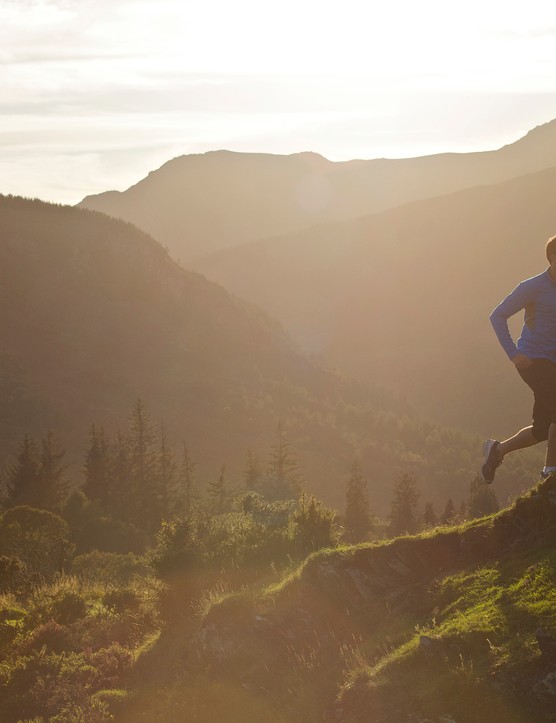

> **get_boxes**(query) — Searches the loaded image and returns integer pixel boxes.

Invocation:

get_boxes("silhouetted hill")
[78,120,556,262]
[196,166,556,437]
[0,194,504,512]
[0,195,331,480]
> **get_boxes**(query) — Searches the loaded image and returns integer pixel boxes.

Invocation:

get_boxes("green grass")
[336,545,556,722]
[185,478,556,722]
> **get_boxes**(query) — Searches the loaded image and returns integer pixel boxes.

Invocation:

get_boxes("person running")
[483,234,556,483]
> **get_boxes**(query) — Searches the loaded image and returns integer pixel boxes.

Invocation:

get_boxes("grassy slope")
[122,475,556,722]
[337,544,556,722]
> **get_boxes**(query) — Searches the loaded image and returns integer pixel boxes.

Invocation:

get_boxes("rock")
[194,623,244,664]
[388,557,414,577]
[346,568,374,601]
[533,671,556,701]
[419,635,446,661]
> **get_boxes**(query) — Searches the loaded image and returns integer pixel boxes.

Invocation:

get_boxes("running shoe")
[482,439,502,483]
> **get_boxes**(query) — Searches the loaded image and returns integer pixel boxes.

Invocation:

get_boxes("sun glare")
[1,0,556,202]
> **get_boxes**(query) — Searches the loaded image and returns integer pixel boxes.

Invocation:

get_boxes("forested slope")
[0,193,525,512]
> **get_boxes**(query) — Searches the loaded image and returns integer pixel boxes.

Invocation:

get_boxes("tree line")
[0,399,500,570]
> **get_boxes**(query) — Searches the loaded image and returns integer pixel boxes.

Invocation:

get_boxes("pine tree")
[110,431,131,521]
[207,464,231,515]
[129,399,156,489]
[441,498,456,525]
[388,472,420,536]
[83,425,110,506]
[262,423,303,501]
[154,421,177,522]
[467,475,499,519]
[243,449,261,491]
[37,431,69,511]
[178,442,196,515]
[423,501,437,528]
[128,399,157,530]
[292,494,339,556]
[5,435,40,508]
[344,460,372,543]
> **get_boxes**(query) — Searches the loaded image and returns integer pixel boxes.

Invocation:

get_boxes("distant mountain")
[78,120,556,262]
[195,167,556,436]
[2,194,503,512]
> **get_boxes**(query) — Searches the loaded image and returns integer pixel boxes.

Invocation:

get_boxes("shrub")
[19,619,75,654]
[63,491,148,556]
[147,516,200,579]
[50,591,88,624]
[0,506,74,580]
[72,551,149,584]
[0,600,26,652]
[0,649,93,720]
[92,688,128,717]
[49,698,113,723]
[0,555,26,593]
[85,644,134,687]
[27,578,89,627]
[102,588,141,615]
[0,644,132,721]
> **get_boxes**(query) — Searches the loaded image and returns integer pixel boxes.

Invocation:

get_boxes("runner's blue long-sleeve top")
[490,269,556,362]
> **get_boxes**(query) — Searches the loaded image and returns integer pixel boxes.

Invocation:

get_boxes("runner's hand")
[512,354,533,370]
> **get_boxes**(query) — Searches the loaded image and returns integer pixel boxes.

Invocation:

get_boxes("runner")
[483,234,556,483]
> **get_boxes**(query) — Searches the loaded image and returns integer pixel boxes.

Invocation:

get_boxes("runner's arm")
[489,282,531,360]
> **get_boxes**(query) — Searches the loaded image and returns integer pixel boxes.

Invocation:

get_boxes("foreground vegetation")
[119,476,556,723]
[0,398,549,721]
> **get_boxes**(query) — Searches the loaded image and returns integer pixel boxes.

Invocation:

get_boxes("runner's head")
[546,235,556,264]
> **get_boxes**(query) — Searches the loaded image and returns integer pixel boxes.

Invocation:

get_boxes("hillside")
[78,120,556,262]
[0,195,342,496]
[122,473,556,722]
[0,193,513,513]
[196,166,556,436]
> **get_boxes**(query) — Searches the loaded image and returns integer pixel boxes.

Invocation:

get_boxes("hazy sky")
[2,0,556,204]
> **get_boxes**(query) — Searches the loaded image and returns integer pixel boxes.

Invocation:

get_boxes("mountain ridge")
[78,119,556,261]
[195,164,556,434]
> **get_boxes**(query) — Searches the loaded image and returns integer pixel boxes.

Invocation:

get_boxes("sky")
[1,0,556,204]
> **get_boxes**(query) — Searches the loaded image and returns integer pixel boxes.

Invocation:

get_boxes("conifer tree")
[110,431,131,521]
[5,434,40,508]
[292,494,339,555]
[128,399,157,530]
[243,449,261,491]
[83,425,110,506]
[388,472,420,536]
[344,460,372,543]
[423,501,437,528]
[178,442,196,515]
[467,475,499,519]
[262,423,303,501]
[207,464,231,515]
[39,432,70,511]
[154,421,177,522]
[441,498,456,524]
[129,399,156,489]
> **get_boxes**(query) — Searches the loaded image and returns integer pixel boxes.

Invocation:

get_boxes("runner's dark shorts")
[518,358,556,441]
